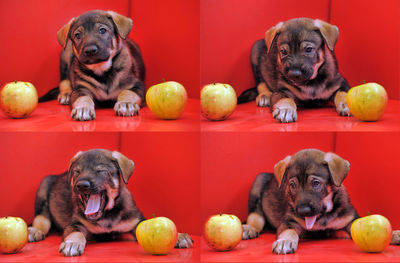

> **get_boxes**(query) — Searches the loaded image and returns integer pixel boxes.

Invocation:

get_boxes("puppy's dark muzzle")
[83,45,99,57]
[297,204,315,217]
[75,179,94,193]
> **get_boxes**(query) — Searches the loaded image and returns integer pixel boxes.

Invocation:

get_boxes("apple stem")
[213,82,216,85]
[367,211,371,216]
[152,213,156,218]
[162,78,166,83]
[362,80,366,84]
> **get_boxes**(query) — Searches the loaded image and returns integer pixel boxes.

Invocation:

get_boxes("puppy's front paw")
[175,233,193,248]
[272,238,298,255]
[273,106,297,123]
[242,224,259,240]
[71,106,96,121]
[391,230,400,245]
[59,241,85,257]
[256,94,270,107]
[114,102,140,117]
[28,227,45,242]
[336,101,352,117]
[58,93,71,105]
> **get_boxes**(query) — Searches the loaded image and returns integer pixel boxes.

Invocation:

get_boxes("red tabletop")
[0,234,200,262]
[0,99,200,132]
[201,233,400,262]
[201,100,400,132]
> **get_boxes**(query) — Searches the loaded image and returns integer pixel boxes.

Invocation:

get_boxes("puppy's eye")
[99,28,107,35]
[74,32,81,40]
[312,179,321,188]
[73,170,80,176]
[289,181,296,190]
[305,47,314,53]
[280,49,288,56]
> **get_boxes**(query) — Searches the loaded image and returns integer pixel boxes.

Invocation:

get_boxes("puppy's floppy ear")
[273,155,291,187]
[324,152,350,186]
[111,151,135,184]
[67,151,83,184]
[265,21,283,52]
[107,11,133,39]
[57,17,75,49]
[314,19,339,51]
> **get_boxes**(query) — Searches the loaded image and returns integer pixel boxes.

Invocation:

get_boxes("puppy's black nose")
[84,45,98,56]
[76,180,91,191]
[297,205,313,216]
[287,69,303,81]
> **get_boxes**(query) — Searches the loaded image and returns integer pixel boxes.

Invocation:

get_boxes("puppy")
[242,149,359,254]
[39,10,145,121]
[28,149,193,257]
[237,18,351,123]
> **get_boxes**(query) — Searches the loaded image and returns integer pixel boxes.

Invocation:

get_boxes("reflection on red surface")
[0,234,200,262]
[0,99,200,132]
[201,233,400,262]
[201,100,400,132]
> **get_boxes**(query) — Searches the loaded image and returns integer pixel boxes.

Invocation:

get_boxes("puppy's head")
[57,10,132,65]
[265,18,339,85]
[274,149,349,230]
[68,149,135,221]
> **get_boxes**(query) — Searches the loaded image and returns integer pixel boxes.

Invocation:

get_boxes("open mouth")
[305,215,318,230]
[80,191,107,221]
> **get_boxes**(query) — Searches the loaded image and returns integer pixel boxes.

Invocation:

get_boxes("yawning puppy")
[28,149,193,256]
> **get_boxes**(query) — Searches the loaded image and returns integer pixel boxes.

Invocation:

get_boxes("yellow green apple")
[0,81,38,118]
[0,216,28,254]
[204,213,242,251]
[351,214,392,253]
[346,82,388,121]
[201,83,237,121]
[146,81,187,120]
[136,216,178,255]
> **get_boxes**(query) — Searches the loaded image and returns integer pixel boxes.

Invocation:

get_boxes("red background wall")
[201,132,400,230]
[0,0,200,99]
[200,0,400,99]
[0,132,200,235]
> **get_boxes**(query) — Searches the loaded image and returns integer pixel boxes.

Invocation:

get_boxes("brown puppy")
[238,18,351,123]
[242,149,358,254]
[28,149,193,257]
[39,10,145,121]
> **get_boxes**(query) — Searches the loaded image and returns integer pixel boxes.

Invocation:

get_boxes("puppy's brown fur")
[238,18,351,123]
[28,149,193,257]
[242,149,359,254]
[39,10,145,121]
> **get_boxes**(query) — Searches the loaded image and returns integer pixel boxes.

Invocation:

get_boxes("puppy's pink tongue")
[305,216,317,230]
[85,194,101,215]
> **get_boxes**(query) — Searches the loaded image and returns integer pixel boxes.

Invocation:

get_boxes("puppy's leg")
[58,80,72,105]
[28,175,55,242]
[58,43,73,105]
[256,83,272,107]
[243,173,270,239]
[70,89,96,121]
[29,215,51,242]
[272,228,300,255]
[243,212,265,240]
[334,90,351,116]
[175,233,194,248]
[271,92,297,123]
[391,230,400,245]
[114,81,144,117]
[59,226,88,257]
